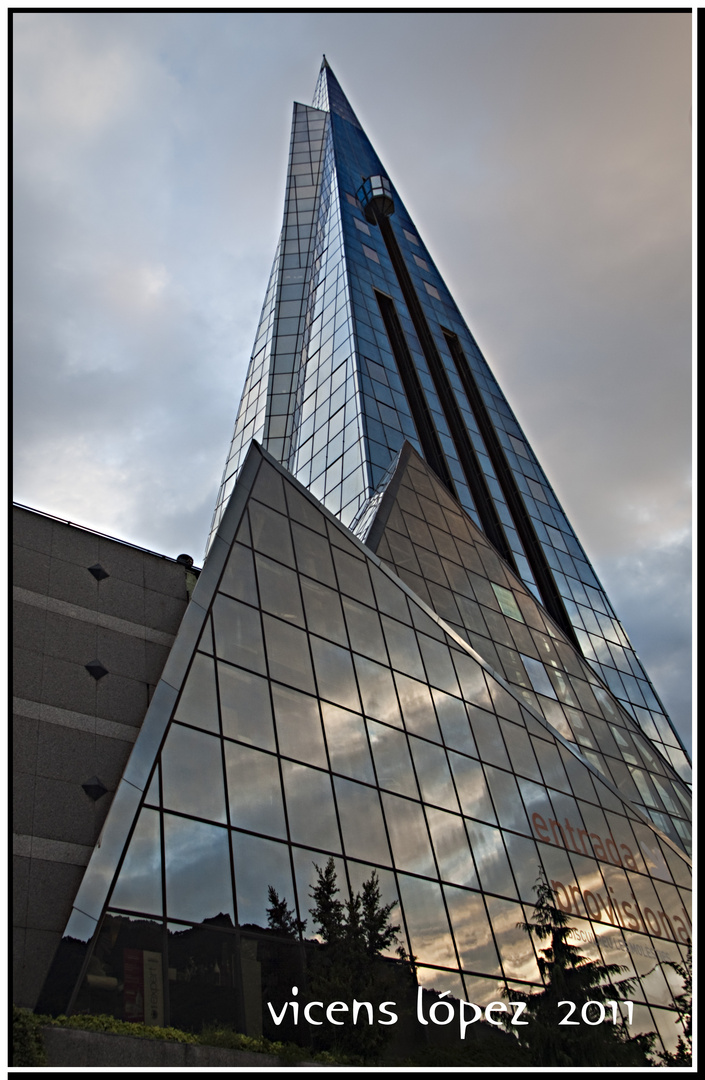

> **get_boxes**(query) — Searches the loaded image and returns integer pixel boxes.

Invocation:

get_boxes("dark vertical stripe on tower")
[374,211,518,572]
[374,291,457,496]
[442,329,580,649]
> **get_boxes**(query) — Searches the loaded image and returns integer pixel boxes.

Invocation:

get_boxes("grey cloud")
[598,533,692,751]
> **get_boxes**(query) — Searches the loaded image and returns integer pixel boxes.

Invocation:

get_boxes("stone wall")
[13,505,196,1007]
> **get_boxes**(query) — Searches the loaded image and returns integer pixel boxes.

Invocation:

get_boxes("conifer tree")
[360,871,401,957]
[305,858,412,1062]
[658,946,691,1066]
[308,859,346,944]
[504,872,656,1066]
[266,885,306,938]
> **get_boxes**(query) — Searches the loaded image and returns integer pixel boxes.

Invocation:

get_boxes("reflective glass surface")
[35,59,691,1063]
[224,742,287,838]
[219,662,276,749]
[367,447,690,851]
[445,886,500,975]
[281,760,341,852]
[322,702,376,783]
[50,440,689,1058]
[173,653,220,733]
[109,809,162,916]
[334,775,391,864]
[272,683,327,767]
[368,719,418,797]
[163,815,233,923]
[161,724,227,823]
[209,57,687,809]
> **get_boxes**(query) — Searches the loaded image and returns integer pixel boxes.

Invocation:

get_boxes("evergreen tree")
[308,859,346,944]
[504,872,656,1066]
[266,885,306,938]
[306,858,413,1062]
[360,871,401,956]
[658,946,692,1066]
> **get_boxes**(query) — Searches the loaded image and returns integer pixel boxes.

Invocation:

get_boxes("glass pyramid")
[356,442,691,858]
[39,441,691,1057]
[209,59,689,783]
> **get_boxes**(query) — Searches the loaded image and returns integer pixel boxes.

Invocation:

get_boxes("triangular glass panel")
[362,443,691,856]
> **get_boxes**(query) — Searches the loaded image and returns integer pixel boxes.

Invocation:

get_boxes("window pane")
[485,767,530,835]
[342,595,387,660]
[418,634,460,695]
[248,501,295,566]
[332,547,374,604]
[395,672,439,740]
[491,583,524,622]
[281,761,342,853]
[445,886,500,975]
[310,636,361,711]
[368,719,418,797]
[164,815,233,923]
[263,615,315,694]
[410,737,459,812]
[503,831,542,903]
[465,820,517,899]
[231,832,296,929]
[110,808,162,916]
[224,742,287,839]
[452,651,493,710]
[219,543,258,605]
[433,689,477,756]
[255,553,305,626]
[334,776,391,865]
[486,896,540,981]
[272,683,327,767]
[174,652,220,734]
[161,724,227,823]
[498,719,542,782]
[397,875,457,969]
[354,654,402,726]
[382,615,423,676]
[322,702,375,783]
[292,850,348,938]
[448,752,496,824]
[381,792,434,877]
[218,662,275,750]
[213,594,266,675]
[301,576,348,645]
[291,521,337,586]
[369,563,409,621]
[426,806,477,888]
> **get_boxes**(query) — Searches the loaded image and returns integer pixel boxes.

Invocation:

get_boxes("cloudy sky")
[12,12,692,748]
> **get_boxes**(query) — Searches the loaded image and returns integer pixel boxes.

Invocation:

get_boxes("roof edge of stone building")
[13,502,201,573]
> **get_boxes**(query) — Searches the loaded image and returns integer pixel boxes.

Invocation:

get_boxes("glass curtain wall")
[40,443,691,1057]
[209,60,688,778]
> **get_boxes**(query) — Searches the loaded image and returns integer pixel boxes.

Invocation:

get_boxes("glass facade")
[40,444,690,1057]
[38,61,690,1060]
[358,443,691,859]
[210,59,688,781]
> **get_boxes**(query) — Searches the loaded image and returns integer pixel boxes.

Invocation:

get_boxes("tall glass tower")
[211,60,689,785]
[38,61,691,1060]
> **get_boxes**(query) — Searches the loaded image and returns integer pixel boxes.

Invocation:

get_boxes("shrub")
[12,1007,47,1066]
[43,1012,197,1043]
[29,1012,347,1065]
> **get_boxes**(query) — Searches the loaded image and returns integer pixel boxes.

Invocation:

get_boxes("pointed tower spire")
[312,58,362,128]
